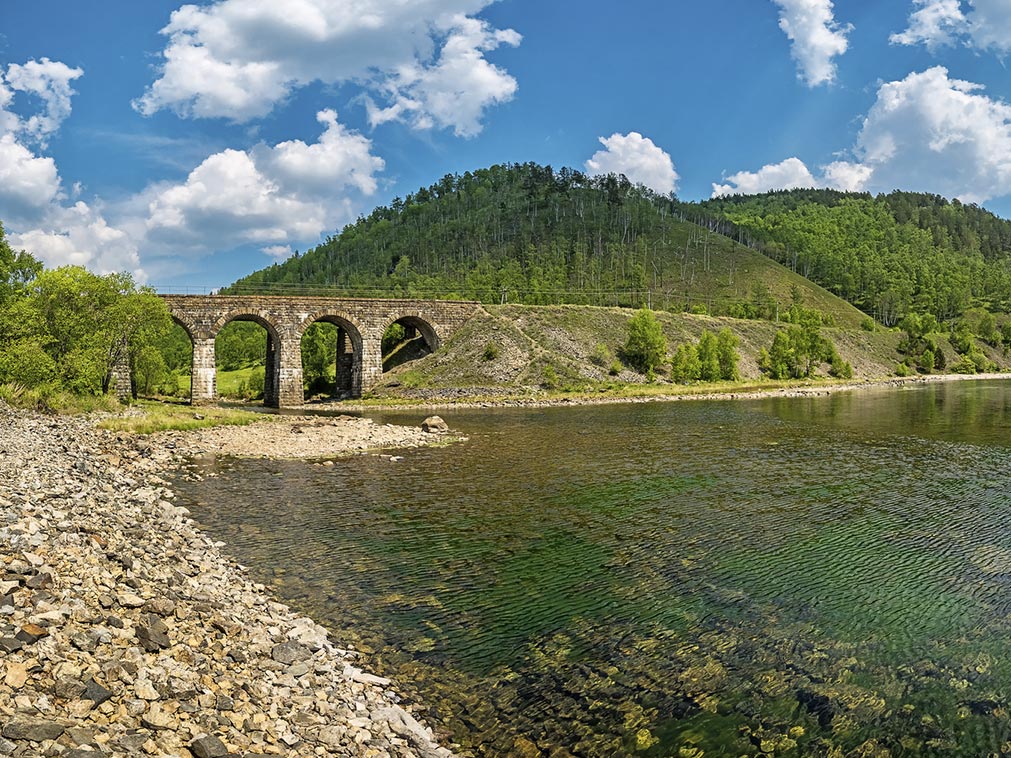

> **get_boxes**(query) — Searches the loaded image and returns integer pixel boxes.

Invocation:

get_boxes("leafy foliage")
[0,224,173,399]
[623,308,667,373]
[697,189,1011,324]
[669,328,741,384]
[758,317,848,380]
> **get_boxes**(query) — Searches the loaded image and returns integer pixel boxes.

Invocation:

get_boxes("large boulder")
[421,415,449,433]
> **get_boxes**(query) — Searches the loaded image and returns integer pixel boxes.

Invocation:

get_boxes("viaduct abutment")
[161,295,480,408]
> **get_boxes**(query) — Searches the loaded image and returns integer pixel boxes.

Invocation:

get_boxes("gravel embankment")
[0,403,456,758]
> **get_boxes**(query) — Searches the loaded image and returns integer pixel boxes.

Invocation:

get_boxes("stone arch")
[382,313,441,352]
[168,313,198,343]
[211,311,284,407]
[378,312,441,376]
[210,310,281,340]
[299,311,366,399]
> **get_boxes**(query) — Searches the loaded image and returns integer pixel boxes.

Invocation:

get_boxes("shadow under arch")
[300,312,365,399]
[212,311,283,407]
[381,313,440,373]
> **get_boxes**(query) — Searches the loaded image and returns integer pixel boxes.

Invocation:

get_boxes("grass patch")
[98,399,266,434]
[0,383,123,414]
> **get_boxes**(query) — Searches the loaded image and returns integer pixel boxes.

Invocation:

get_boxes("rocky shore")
[0,402,457,757]
[160,415,454,460]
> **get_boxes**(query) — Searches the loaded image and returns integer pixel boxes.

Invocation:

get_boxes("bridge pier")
[360,344,383,395]
[277,334,304,408]
[191,338,217,404]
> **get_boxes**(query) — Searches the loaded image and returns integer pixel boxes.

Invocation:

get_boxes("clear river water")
[172,379,1011,757]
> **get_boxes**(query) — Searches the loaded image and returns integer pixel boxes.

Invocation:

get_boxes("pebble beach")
[0,403,457,758]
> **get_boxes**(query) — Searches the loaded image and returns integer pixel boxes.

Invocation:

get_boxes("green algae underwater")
[175,380,1011,757]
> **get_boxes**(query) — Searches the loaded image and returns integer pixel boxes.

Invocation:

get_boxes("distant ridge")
[227,163,1011,324]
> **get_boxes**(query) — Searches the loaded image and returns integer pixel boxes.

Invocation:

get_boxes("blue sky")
[2,0,1011,290]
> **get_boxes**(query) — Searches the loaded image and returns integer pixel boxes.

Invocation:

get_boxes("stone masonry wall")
[161,295,479,407]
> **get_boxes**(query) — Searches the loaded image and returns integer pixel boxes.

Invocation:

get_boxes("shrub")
[482,341,500,361]
[697,330,721,382]
[541,365,559,389]
[829,356,853,379]
[860,317,876,332]
[950,355,978,374]
[716,328,741,381]
[589,343,613,368]
[670,343,701,383]
[0,339,56,386]
[623,308,667,373]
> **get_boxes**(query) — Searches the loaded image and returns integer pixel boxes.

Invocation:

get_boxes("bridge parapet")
[161,295,479,406]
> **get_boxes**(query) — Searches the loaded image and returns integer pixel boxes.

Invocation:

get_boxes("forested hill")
[225,163,874,326]
[227,163,1011,325]
[695,189,1011,325]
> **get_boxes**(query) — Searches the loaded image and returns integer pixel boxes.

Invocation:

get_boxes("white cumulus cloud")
[135,0,521,136]
[10,201,143,277]
[4,58,84,146]
[365,14,520,138]
[143,109,384,253]
[890,0,968,51]
[585,132,679,195]
[892,0,1011,55]
[712,157,819,197]
[772,0,852,86]
[712,67,1011,205]
[0,134,62,225]
[0,59,142,278]
[847,66,1011,203]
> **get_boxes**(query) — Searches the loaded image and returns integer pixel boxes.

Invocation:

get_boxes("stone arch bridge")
[162,295,480,407]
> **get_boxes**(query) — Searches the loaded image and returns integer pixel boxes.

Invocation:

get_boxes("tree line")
[0,222,176,407]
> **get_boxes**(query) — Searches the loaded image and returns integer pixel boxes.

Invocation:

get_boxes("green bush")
[829,356,853,379]
[623,308,667,373]
[589,343,613,368]
[0,339,56,386]
[860,317,876,332]
[950,355,978,374]
[482,341,500,361]
[670,343,701,383]
[541,364,559,389]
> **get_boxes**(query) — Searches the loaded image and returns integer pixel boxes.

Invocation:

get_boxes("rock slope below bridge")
[0,403,455,758]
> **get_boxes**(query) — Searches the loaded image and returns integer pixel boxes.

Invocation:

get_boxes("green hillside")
[226,163,868,327]
[694,189,1011,324]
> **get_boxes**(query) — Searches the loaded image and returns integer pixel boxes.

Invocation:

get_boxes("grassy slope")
[370,304,1007,399]
[650,236,870,329]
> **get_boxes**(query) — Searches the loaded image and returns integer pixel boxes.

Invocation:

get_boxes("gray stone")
[135,618,170,652]
[2,719,66,742]
[190,734,229,758]
[143,597,176,616]
[271,641,311,665]
[64,727,97,746]
[14,623,46,644]
[83,679,113,706]
[0,637,22,653]
[421,415,449,432]
[53,677,88,700]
